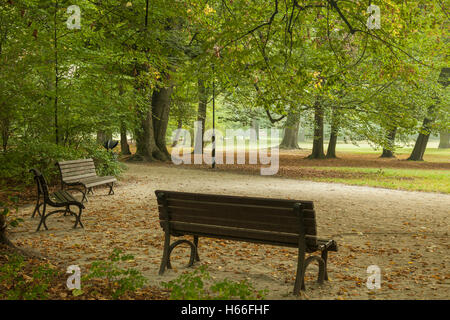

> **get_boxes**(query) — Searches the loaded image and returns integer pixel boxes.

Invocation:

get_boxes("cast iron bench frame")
[155,190,338,295]
[30,169,85,232]
[56,158,117,202]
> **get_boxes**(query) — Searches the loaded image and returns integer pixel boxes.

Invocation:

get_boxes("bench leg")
[36,203,47,232]
[32,202,44,218]
[194,236,200,261]
[108,182,114,195]
[71,205,84,229]
[87,187,94,195]
[321,250,329,281]
[293,246,306,295]
[159,232,171,275]
[32,197,42,218]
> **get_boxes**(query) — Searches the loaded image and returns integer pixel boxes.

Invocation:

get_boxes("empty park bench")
[56,158,117,202]
[30,169,85,232]
[155,190,338,295]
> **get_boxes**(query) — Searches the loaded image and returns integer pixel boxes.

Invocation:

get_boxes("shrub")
[162,265,268,300]
[83,248,148,299]
[0,139,125,187]
[0,252,59,300]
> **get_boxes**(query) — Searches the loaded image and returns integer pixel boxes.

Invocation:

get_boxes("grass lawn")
[164,140,450,194]
[309,167,450,193]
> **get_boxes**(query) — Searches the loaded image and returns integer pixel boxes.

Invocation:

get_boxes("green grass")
[310,167,450,193]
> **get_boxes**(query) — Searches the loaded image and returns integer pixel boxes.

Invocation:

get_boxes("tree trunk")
[171,120,183,147]
[280,108,300,149]
[307,101,325,159]
[134,95,166,161]
[380,127,397,158]
[326,107,339,158]
[195,78,208,153]
[408,116,433,161]
[252,119,260,141]
[152,84,173,160]
[120,121,131,155]
[439,131,450,149]
[96,130,112,145]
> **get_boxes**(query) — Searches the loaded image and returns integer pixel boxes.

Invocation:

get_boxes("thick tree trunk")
[171,120,183,147]
[134,97,166,161]
[152,84,173,160]
[439,131,450,148]
[280,108,300,149]
[408,117,432,161]
[326,107,339,158]
[120,122,131,155]
[195,78,208,153]
[307,101,325,159]
[380,127,397,158]
[96,130,112,145]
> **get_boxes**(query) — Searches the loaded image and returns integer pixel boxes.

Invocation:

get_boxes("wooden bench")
[155,190,338,295]
[56,158,117,202]
[30,169,85,232]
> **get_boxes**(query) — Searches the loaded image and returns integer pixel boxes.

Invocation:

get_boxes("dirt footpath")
[10,163,450,299]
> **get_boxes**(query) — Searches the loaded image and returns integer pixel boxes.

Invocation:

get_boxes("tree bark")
[408,116,433,161]
[439,131,450,148]
[380,127,397,158]
[134,95,166,161]
[195,78,208,153]
[152,83,173,160]
[252,119,260,141]
[326,107,339,158]
[120,121,131,155]
[280,108,300,149]
[96,130,112,145]
[307,101,326,159]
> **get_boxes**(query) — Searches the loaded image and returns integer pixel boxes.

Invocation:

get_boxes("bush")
[162,265,268,300]
[83,248,148,299]
[0,140,125,187]
[0,252,59,300]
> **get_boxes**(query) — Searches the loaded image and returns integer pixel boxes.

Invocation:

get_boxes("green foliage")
[0,140,125,187]
[0,253,58,300]
[0,196,23,229]
[83,248,147,299]
[162,265,267,300]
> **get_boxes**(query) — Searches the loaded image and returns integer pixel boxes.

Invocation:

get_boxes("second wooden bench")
[56,158,117,202]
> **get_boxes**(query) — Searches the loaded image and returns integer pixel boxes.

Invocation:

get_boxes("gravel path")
[11,163,450,299]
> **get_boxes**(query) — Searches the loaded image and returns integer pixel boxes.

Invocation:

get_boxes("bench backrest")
[156,190,317,248]
[56,159,97,182]
[30,168,51,202]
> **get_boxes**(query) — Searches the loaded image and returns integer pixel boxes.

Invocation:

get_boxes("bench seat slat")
[159,210,317,235]
[162,200,315,219]
[63,173,98,182]
[79,176,117,188]
[160,191,314,210]
[58,158,94,166]
[60,165,96,174]
[161,221,319,250]
[61,169,97,178]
